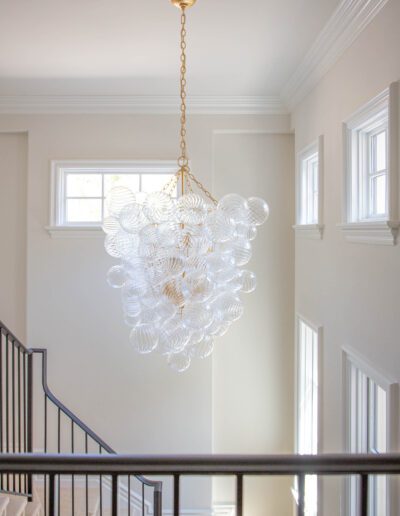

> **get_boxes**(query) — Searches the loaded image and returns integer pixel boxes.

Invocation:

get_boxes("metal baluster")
[17,348,21,492]
[11,343,15,491]
[5,336,9,490]
[49,474,56,516]
[71,420,75,516]
[111,475,118,516]
[0,329,3,492]
[22,352,26,493]
[27,352,33,497]
[297,474,305,516]
[142,483,145,516]
[236,474,243,516]
[360,474,368,516]
[128,475,131,516]
[44,395,47,515]
[58,407,61,516]
[153,484,162,516]
[99,445,103,516]
[173,474,180,516]
[85,433,88,516]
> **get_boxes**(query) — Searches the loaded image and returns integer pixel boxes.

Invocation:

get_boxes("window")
[49,161,178,234]
[341,83,399,245]
[294,136,324,239]
[295,316,321,516]
[344,349,399,516]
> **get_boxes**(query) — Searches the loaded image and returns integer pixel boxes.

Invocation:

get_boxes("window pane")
[375,131,387,172]
[370,173,387,216]
[66,199,102,222]
[66,174,102,197]
[104,174,140,196]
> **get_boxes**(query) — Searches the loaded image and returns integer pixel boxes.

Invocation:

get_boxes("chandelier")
[103,0,269,372]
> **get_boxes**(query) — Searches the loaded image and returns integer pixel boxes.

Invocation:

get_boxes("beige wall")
[291,0,400,514]
[0,113,294,514]
[212,132,295,515]
[0,132,27,341]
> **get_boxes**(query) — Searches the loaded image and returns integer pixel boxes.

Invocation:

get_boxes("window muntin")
[296,318,319,516]
[52,162,177,227]
[347,358,388,516]
[300,152,319,225]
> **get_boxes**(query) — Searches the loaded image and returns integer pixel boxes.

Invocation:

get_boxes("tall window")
[301,151,319,225]
[50,161,177,227]
[295,317,321,516]
[349,115,389,222]
[294,137,324,239]
[344,351,398,516]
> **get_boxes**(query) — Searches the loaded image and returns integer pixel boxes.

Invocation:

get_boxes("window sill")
[338,221,399,245]
[292,224,324,240]
[46,226,104,239]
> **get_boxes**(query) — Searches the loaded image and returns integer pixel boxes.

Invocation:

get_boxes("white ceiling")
[0,0,340,97]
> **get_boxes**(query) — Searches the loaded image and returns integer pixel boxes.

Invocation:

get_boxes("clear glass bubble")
[123,298,142,317]
[214,294,244,323]
[140,224,159,245]
[143,192,173,223]
[218,194,249,224]
[159,326,190,354]
[184,304,213,330]
[119,203,145,234]
[206,211,236,243]
[188,336,214,359]
[185,274,214,303]
[177,194,207,224]
[129,324,159,354]
[167,352,191,373]
[102,216,120,235]
[232,239,252,266]
[247,197,270,226]
[123,313,141,327]
[115,231,138,258]
[107,187,136,216]
[236,223,257,241]
[122,277,148,298]
[157,222,179,247]
[106,265,127,288]
[240,270,257,293]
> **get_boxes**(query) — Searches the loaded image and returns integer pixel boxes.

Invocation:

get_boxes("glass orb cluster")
[104,186,269,372]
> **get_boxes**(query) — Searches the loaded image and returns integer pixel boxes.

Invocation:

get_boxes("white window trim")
[293,314,324,515]
[339,82,400,245]
[46,159,179,238]
[293,136,325,240]
[342,346,399,516]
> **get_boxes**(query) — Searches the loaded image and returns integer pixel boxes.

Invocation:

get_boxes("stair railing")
[1,453,400,516]
[0,321,162,516]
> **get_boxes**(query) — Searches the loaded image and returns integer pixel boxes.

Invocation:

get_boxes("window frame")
[48,160,179,237]
[294,315,323,515]
[340,82,400,245]
[294,136,324,240]
[343,347,399,516]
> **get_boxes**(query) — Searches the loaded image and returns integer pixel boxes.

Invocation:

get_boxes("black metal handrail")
[0,320,162,515]
[0,453,399,516]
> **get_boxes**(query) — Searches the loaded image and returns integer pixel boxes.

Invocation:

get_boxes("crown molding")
[281,0,390,111]
[0,95,287,115]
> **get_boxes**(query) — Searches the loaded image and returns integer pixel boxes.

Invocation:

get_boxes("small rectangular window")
[50,161,178,227]
[301,152,319,225]
[294,137,324,239]
[295,317,321,516]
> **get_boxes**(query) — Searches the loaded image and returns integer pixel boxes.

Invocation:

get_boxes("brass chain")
[178,9,188,169]
[174,7,218,205]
